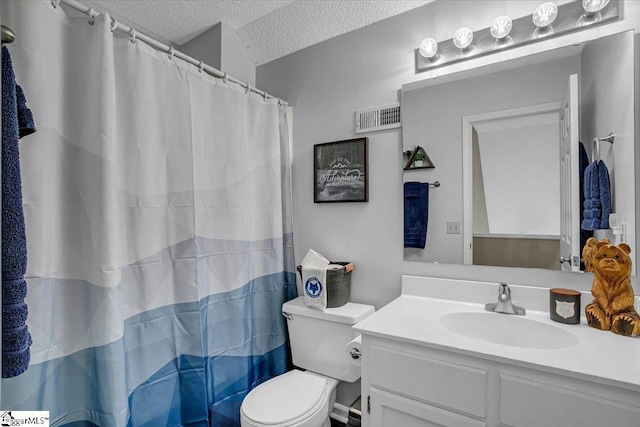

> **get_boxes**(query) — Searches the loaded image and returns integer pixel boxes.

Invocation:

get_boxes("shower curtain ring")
[51,0,60,9]
[198,61,204,73]
[245,83,251,94]
[88,8,95,25]
[130,29,136,44]
[110,18,119,32]
[262,91,268,102]
[222,73,228,84]
[168,46,175,60]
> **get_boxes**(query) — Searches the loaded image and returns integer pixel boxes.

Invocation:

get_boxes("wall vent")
[355,102,401,134]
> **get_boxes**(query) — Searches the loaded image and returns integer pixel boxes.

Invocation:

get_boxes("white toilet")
[240,296,375,427]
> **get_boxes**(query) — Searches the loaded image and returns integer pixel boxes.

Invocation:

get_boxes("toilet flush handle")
[282,312,293,320]
[349,348,361,359]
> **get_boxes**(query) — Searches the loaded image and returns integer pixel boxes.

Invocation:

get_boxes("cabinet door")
[500,374,640,427]
[369,388,486,427]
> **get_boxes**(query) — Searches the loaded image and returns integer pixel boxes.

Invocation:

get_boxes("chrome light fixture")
[490,16,513,41]
[532,2,559,29]
[453,27,473,50]
[415,0,620,74]
[419,38,438,59]
[582,0,610,15]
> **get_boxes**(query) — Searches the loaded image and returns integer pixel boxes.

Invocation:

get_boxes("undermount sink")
[439,312,579,350]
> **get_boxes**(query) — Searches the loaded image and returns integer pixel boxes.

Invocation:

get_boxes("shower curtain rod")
[55,0,287,107]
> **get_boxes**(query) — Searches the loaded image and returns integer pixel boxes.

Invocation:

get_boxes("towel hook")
[1,25,15,44]
[592,131,615,162]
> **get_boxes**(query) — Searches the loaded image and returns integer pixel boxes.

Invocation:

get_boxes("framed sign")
[314,137,369,203]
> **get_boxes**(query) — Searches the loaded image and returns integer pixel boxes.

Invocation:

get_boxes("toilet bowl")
[240,370,338,427]
[240,297,375,427]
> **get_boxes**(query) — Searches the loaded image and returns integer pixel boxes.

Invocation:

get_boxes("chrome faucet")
[485,283,526,315]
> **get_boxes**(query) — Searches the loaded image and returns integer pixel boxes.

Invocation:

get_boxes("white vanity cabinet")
[361,336,640,427]
[354,277,640,427]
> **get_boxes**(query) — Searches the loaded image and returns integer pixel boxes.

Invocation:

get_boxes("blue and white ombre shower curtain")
[1,2,296,425]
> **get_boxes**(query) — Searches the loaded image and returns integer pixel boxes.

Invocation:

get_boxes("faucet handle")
[498,282,511,302]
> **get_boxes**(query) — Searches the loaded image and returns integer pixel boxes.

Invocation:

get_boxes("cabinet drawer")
[500,374,640,427]
[369,344,488,418]
[370,388,486,427]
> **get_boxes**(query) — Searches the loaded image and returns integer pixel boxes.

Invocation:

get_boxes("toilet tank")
[282,296,375,383]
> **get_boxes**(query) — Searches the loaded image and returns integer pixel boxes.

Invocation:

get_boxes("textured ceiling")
[78,0,433,65]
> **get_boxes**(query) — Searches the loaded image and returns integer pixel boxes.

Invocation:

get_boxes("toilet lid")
[242,370,327,425]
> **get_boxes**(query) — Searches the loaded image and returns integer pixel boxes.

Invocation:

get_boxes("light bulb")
[582,0,610,15]
[453,27,473,50]
[419,38,438,59]
[490,16,512,40]
[532,2,558,29]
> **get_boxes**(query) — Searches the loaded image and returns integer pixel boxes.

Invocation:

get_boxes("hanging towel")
[581,161,601,230]
[578,142,592,268]
[2,46,35,378]
[404,182,429,249]
[581,159,612,231]
[300,249,330,309]
[598,160,611,229]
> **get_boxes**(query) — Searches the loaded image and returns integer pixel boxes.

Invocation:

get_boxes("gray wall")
[181,24,222,71]
[182,22,255,86]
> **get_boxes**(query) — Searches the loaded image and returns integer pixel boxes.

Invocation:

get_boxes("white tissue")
[301,249,330,268]
[345,335,362,366]
[301,249,330,309]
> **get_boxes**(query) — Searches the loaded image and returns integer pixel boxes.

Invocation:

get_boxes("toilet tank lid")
[282,297,375,324]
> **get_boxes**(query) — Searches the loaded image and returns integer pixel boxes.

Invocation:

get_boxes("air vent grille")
[355,102,401,134]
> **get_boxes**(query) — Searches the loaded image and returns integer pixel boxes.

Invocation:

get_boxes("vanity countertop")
[354,276,640,392]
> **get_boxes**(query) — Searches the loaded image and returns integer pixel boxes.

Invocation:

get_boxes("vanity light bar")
[415,0,620,74]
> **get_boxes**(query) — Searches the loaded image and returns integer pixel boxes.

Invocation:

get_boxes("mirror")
[402,30,636,273]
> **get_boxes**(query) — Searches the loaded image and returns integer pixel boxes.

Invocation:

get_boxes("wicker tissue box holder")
[296,261,354,308]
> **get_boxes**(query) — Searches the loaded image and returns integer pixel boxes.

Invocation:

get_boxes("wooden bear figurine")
[582,237,640,337]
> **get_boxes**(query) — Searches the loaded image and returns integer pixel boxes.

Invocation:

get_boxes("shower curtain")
[0,2,296,426]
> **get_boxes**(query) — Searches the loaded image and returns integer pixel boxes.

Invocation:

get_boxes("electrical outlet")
[447,221,461,234]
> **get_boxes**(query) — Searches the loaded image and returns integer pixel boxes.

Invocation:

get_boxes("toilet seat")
[241,370,330,426]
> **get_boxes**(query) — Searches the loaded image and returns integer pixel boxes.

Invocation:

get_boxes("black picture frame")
[314,138,369,203]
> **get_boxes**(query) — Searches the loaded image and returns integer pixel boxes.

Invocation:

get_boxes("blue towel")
[581,161,601,230]
[578,142,592,270]
[583,199,601,209]
[598,160,610,229]
[2,46,35,378]
[404,182,429,249]
[581,159,612,231]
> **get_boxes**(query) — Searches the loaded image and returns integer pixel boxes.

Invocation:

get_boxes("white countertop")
[354,276,640,392]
